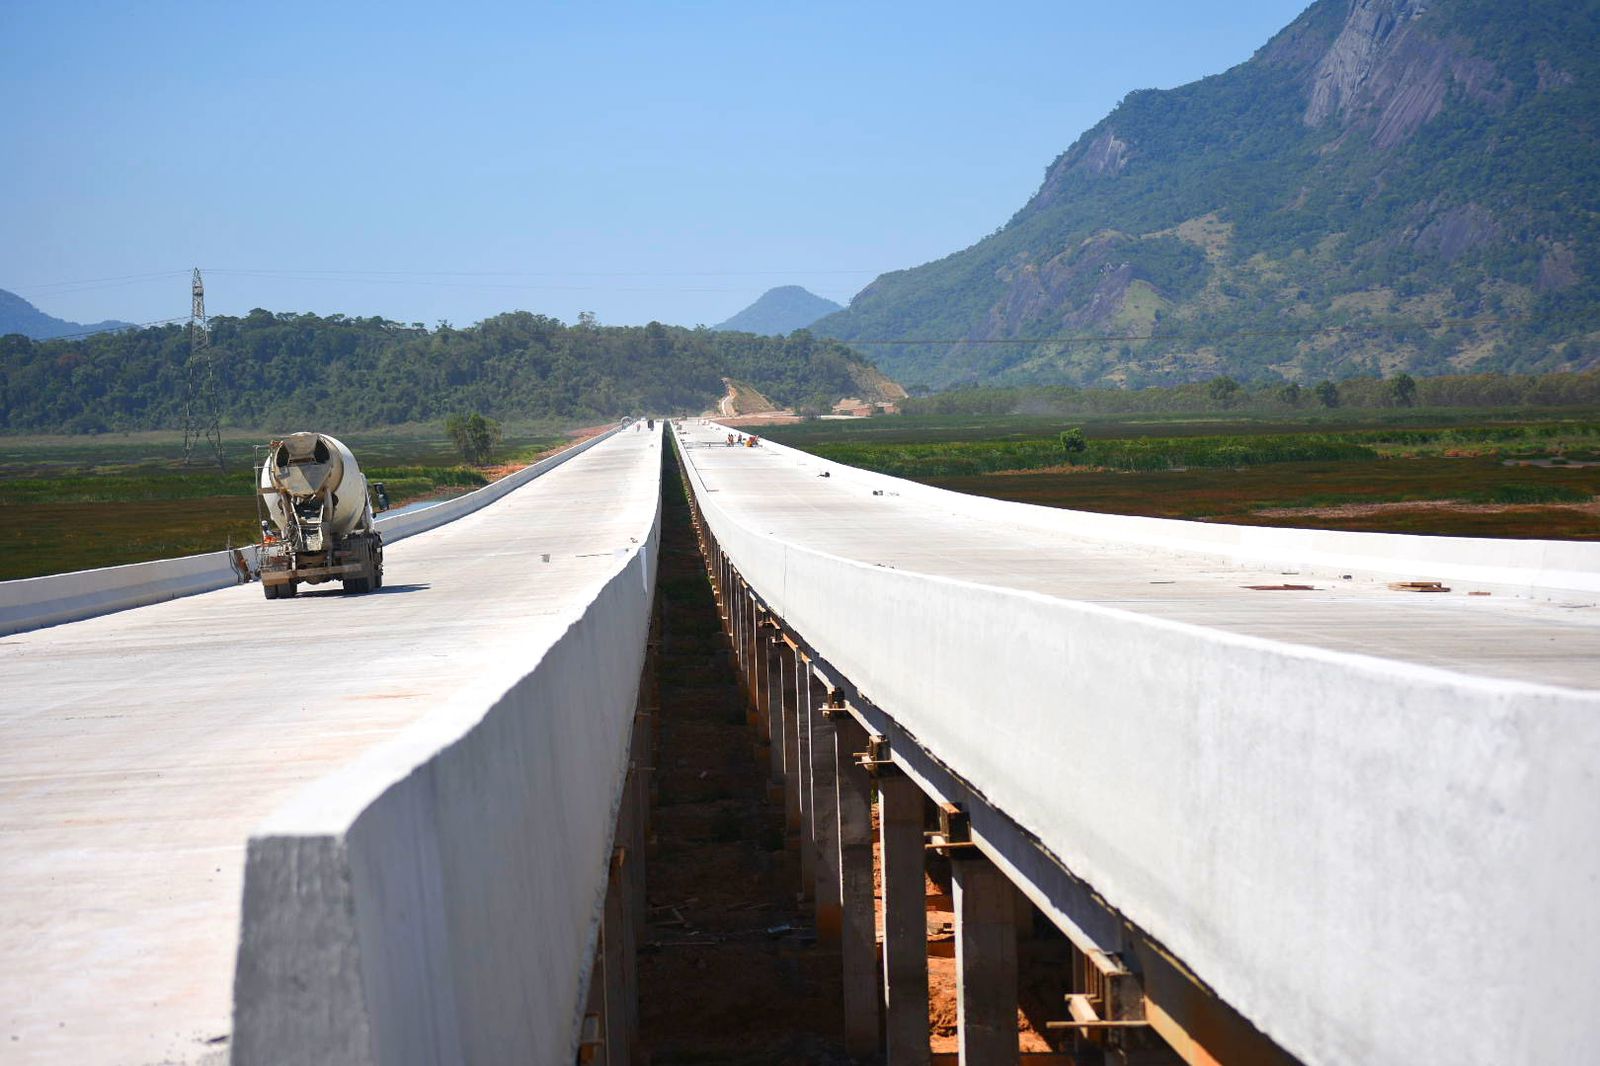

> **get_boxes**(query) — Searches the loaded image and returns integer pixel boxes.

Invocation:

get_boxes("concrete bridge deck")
[679,425,1600,691]
[675,420,1600,1066]
[0,428,662,1064]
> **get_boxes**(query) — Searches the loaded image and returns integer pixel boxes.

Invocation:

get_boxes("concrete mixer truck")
[255,432,386,599]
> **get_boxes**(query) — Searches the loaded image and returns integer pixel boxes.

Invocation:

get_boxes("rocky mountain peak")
[1305,0,1430,125]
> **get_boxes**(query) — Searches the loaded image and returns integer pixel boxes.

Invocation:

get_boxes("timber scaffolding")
[674,444,1294,1066]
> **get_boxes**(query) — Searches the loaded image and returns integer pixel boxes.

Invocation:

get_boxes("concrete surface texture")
[0,427,662,1065]
[674,422,1600,1066]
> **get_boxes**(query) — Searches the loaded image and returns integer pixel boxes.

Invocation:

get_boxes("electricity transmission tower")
[182,268,226,470]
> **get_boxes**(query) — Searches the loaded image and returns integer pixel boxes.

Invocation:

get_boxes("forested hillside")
[817,0,1600,390]
[0,310,872,432]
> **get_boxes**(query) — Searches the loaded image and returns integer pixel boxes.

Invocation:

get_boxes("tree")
[1389,372,1418,407]
[445,412,502,465]
[1277,382,1303,407]
[1207,375,1241,408]
[1059,427,1088,462]
[1314,380,1340,408]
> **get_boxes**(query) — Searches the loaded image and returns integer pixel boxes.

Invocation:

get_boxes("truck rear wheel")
[263,582,280,600]
[344,575,371,594]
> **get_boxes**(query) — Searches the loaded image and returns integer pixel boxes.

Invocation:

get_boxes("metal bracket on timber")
[1046,1000,1151,1033]
[927,801,979,856]
[1045,947,1151,1044]
[855,734,898,776]
[820,688,849,720]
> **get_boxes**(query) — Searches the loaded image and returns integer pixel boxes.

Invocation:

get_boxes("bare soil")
[638,447,854,1064]
[1253,498,1600,520]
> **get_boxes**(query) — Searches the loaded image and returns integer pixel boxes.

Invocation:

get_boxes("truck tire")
[282,581,299,598]
[344,574,371,594]
[263,582,280,600]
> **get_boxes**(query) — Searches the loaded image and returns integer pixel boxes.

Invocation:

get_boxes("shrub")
[445,412,502,465]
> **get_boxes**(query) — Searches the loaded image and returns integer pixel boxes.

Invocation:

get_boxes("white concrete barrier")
[0,545,256,638]
[0,427,622,638]
[680,426,1600,1066]
[717,421,1600,597]
[231,499,660,1066]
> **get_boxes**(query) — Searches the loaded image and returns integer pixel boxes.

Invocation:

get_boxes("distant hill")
[816,0,1600,390]
[714,286,843,335]
[0,288,133,340]
[0,309,886,433]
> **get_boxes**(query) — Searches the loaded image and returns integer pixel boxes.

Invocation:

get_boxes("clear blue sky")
[1,1,1310,330]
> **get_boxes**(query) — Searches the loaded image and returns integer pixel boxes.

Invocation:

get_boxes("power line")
[839,312,1575,347]
[14,270,191,292]
[203,271,813,294]
[13,266,882,289]
[35,316,187,341]
[202,266,884,279]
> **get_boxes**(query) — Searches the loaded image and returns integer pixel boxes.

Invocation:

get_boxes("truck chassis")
[259,530,383,598]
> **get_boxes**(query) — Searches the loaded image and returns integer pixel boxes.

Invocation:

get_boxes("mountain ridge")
[713,285,843,335]
[0,288,134,340]
[815,0,1600,390]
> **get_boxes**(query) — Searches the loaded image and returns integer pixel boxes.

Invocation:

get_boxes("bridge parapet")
[231,431,660,1065]
[675,420,1600,1066]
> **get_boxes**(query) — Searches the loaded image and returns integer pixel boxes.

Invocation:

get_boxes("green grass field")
[762,411,1600,540]
[761,406,1600,447]
[0,425,570,580]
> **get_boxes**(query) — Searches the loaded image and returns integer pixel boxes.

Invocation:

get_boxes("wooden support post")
[878,772,931,1066]
[788,649,814,894]
[628,638,655,937]
[811,671,843,941]
[742,593,758,705]
[780,643,802,835]
[953,854,1020,1066]
[834,716,880,1057]
[765,636,785,782]
[721,557,731,633]
[753,617,771,725]
[601,847,637,1066]
[627,760,649,945]
[769,634,789,755]
[730,574,741,653]
[734,586,748,689]
[732,591,747,724]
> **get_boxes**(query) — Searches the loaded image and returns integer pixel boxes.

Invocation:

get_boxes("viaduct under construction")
[2,420,1596,1065]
